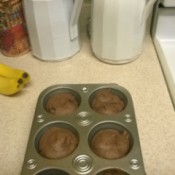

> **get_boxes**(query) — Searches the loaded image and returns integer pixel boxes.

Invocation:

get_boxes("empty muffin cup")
[89,123,131,160]
[90,88,126,115]
[36,125,79,159]
[44,89,80,116]
[96,169,130,175]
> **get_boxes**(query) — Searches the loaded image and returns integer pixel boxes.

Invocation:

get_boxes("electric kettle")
[91,0,157,64]
[23,0,83,61]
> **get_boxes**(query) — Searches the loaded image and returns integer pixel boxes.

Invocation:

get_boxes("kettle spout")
[142,0,157,24]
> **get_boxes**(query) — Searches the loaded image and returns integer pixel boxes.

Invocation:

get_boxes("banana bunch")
[0,63,30,95]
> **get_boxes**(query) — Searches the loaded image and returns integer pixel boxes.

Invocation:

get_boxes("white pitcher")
[91,0,157,64]
[23,0,83,61]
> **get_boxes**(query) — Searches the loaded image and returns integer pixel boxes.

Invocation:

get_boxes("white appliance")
[23,0,83,61]
[161,0,175,7]
[152,0,175,108]
[91,0,157,64]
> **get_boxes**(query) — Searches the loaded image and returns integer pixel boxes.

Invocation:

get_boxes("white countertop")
[0,33,175,175]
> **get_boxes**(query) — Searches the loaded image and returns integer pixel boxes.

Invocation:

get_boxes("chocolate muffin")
[91,89,125,115]
[45,92,79,116]
[38,127,78,159]
[90,129,129,159]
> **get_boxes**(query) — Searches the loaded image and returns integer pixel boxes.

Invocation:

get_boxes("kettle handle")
[69,0,83,40]
[142,0,157,23]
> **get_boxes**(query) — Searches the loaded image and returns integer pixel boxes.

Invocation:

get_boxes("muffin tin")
[21,84,146,175]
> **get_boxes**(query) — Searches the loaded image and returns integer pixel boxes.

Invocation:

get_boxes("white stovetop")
[153,8,175,107]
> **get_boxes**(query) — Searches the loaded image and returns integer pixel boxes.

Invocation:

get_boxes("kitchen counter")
[0,33,175,175]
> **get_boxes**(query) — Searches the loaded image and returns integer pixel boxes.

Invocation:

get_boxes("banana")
[0,76,24,95]
[0,63,30,85]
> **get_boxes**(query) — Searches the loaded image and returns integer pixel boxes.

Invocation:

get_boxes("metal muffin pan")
[21,84,146,175]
